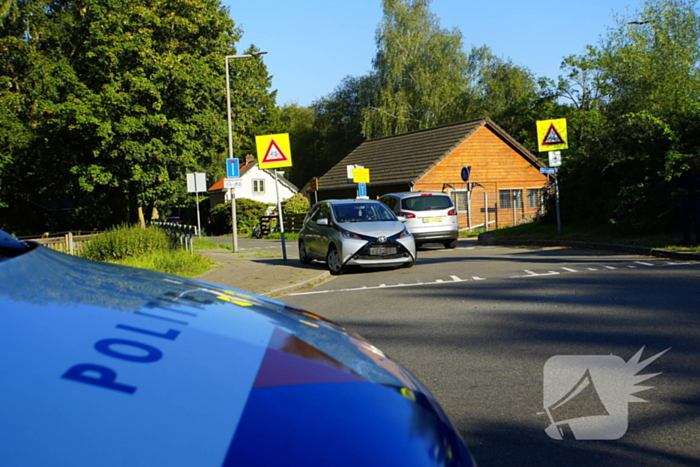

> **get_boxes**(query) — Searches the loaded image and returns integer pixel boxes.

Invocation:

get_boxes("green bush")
[81,224,173,261]
[210,198,271,236]
[282,193,310,214]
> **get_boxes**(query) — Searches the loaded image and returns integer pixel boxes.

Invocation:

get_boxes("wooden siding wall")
[414,126,549,229]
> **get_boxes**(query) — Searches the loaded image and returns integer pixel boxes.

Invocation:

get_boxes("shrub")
[210,198,271,236]
[282,193,310,214]
[81,224,173,261]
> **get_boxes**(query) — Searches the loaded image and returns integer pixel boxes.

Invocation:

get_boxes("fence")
[255,213,306,237]
[416,180,550,230]
[22,232,100,256]
[149,222,198,253]
[20,222,199,256]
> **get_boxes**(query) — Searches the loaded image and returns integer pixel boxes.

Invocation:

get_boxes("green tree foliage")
[0,0,277,233]
[277,76,370,189]
[462,46,543,145]
[281,193,309,214]
[277,103,319,188]
[552,0,700,231]
[361,0,468,138]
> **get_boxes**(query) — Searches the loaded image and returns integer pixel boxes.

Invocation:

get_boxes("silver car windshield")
[332,203,396,223]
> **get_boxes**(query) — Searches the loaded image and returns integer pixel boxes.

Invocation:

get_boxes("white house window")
[253,179,265,194]
[499,190,523,209]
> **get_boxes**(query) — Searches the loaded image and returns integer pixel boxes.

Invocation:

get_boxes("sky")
[221,0,647,108]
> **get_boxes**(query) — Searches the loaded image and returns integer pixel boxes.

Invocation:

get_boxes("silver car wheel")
[326,247,344,275]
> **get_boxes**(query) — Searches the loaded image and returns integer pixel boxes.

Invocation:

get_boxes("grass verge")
[107,250,214,277]
[490,223,700,252]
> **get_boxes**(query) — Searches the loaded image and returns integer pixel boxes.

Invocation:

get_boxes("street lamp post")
[225,51,267,252]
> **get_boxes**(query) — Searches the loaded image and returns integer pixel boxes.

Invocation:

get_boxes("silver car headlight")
[389,227,412,241]
[340,228,373,241]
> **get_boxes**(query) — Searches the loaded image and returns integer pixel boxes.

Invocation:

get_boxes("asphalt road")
[282,240,700,467]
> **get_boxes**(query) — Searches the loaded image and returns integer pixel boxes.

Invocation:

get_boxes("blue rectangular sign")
[357,182,367,197]
[226,158,240,178]
[540,168,558,174]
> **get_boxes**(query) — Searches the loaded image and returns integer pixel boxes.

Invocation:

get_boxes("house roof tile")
[318,118,542,190]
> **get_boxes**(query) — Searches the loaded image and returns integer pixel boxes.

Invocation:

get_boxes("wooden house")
[313,118,550,230]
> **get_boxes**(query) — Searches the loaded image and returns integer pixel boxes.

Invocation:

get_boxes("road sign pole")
[555,175,562,234]
[274,170,287,261]
[195,188,201,236]
[230,188,238,252]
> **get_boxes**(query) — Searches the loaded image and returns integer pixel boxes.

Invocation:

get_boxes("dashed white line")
[635,261,655,266]
[562,267,578,272]
[512,270,560,278]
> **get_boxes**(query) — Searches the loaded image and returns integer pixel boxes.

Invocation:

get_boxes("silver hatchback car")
[298,199,417,275]
[379,192,459,248]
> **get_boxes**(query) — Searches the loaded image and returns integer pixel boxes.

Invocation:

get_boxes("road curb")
[477,231,700,262]
[262,271,332,298]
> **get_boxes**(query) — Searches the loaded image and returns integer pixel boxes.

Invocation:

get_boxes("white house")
[207,155,298,208]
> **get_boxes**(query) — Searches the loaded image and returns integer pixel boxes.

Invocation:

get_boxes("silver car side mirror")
[317,218,329,226]
[396,216,407,223]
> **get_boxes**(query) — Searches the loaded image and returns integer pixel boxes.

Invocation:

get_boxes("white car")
[379,192,459,248]
[298,199,417,275]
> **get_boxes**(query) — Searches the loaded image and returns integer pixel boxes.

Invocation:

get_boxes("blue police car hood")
[0,234,474,467]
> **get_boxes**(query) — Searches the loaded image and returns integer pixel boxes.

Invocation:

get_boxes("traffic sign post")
[309,177,319,204]
[256,134,293,261]
[186,172,207,236]
[226,158,240,178]
[357,183,367,198]
[224,160,241,252]
[537,119,568,234]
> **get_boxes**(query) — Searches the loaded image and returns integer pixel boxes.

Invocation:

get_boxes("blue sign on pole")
[357,183,367,198]
[461,166,471,182]
[226,158,240,178]
[539,168,558,174]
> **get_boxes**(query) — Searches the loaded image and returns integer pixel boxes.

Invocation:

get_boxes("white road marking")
[472,277,486,281]
[289,276,475,296]
[512,270,560,278]
[603,265,616,270]
[587,268,598,271]
[635,261,655,266]
[450,275,463,282]
[562,267,578,272]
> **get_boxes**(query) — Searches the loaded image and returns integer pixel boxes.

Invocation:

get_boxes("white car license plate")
[422,217,443,223]
[370,246,397,256]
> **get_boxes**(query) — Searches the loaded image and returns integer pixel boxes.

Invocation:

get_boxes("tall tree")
[553,0,700,231]
[462,45,541,144]
[361,0,467,139]
[0,0,277,232]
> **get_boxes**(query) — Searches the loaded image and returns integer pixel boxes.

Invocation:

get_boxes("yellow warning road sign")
[353,168,370,183]
[536,119,568,152]
[256,133,293,169]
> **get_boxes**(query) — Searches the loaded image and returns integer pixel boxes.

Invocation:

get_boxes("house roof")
[207,159,299,193]
[317,118,543,190]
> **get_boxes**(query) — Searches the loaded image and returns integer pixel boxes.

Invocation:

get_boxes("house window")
[499,190,523,209]
[253,179,265,194]
[528,188,544,209]
[449,190,469,212]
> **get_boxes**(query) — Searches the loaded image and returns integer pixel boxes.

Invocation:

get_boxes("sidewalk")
[194,238,331,297]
